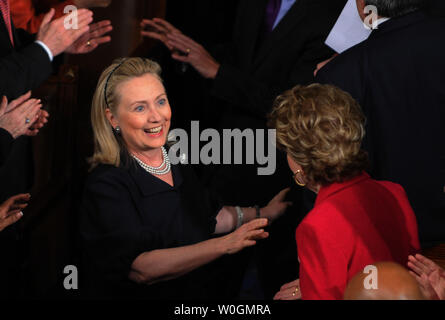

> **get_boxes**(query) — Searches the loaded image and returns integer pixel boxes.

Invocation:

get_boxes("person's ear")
[105,108,118,129]
[356,0,367,22]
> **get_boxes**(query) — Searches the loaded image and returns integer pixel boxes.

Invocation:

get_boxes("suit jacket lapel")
[253,0,306,69]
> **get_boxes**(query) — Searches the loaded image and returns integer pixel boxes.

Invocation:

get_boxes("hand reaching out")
[166,32,220,79]
[408,254,445,300]
[0,194,30,232]
[141,18,182,51]
[141,18,220,79]
[261,188,293,222]
[273,279,302,300]
[220,218,269,255]
[314,54,338,77]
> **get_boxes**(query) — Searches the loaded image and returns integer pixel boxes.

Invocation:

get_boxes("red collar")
[315,172,371,206]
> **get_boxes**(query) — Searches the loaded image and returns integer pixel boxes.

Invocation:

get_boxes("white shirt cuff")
[35,40,53,62]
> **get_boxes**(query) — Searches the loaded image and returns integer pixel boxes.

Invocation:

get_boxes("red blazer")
[296,172,420,300]
[11,0,73,34]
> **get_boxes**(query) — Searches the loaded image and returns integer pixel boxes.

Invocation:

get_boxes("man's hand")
[0,194,30,232]
[314,54,338,77]
[0,93,44,139]
[408,254,445,300]
[37,8,93,57]
[141,18,182,50]
[141,18,220,79]
[65,20,112,54]
[73,0,112,8]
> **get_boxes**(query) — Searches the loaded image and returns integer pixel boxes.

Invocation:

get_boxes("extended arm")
[129,218,268,285]
[214,188,291,234]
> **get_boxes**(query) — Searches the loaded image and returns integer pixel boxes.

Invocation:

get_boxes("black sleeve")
[0,42,52,99]
[0,128,13,166]
[212,39,334,119]
[201,186,223,235]
[16,28,36,45]
[315,47,366,104]
[80,168,165,282]
[179,165,223,235]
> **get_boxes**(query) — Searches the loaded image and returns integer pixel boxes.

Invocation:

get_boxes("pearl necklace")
[132,147,171,175]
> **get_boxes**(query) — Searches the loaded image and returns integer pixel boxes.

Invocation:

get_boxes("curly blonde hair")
[268,84,368,186]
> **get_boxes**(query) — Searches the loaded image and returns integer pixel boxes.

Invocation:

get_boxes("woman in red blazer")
[269,84,420,300]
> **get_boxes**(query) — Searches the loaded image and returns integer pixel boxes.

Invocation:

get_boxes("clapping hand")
[37,8,93,57]
[0,92,46,139]
[141,18,182,51]
[0,194,30,232]
[408,254,445,300]
[141,18,220,79]
[66,20,112,54]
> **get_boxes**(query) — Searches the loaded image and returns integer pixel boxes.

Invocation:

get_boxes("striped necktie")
[0,0,14,46]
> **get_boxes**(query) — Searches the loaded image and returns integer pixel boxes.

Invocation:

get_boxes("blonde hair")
[89,57,162,169]
[268,84,368,186]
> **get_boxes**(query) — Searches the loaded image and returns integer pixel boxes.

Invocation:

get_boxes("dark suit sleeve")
[80,168,165,282]
[15,28,36,45]
[180,165,221,235]
[0,128,13,166]
[0,42,52,99]
[315,47,366,104]
[211,40,335,119]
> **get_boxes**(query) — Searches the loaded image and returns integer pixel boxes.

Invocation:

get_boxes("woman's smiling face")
[107,73,171,154]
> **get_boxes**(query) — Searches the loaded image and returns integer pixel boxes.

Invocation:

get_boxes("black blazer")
[316,11,445,246]
[0,13,52,100]
[211,0,346,128]
[79,161,223,298]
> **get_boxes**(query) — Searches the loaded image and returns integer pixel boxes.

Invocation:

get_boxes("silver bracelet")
[235,206,244,229]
